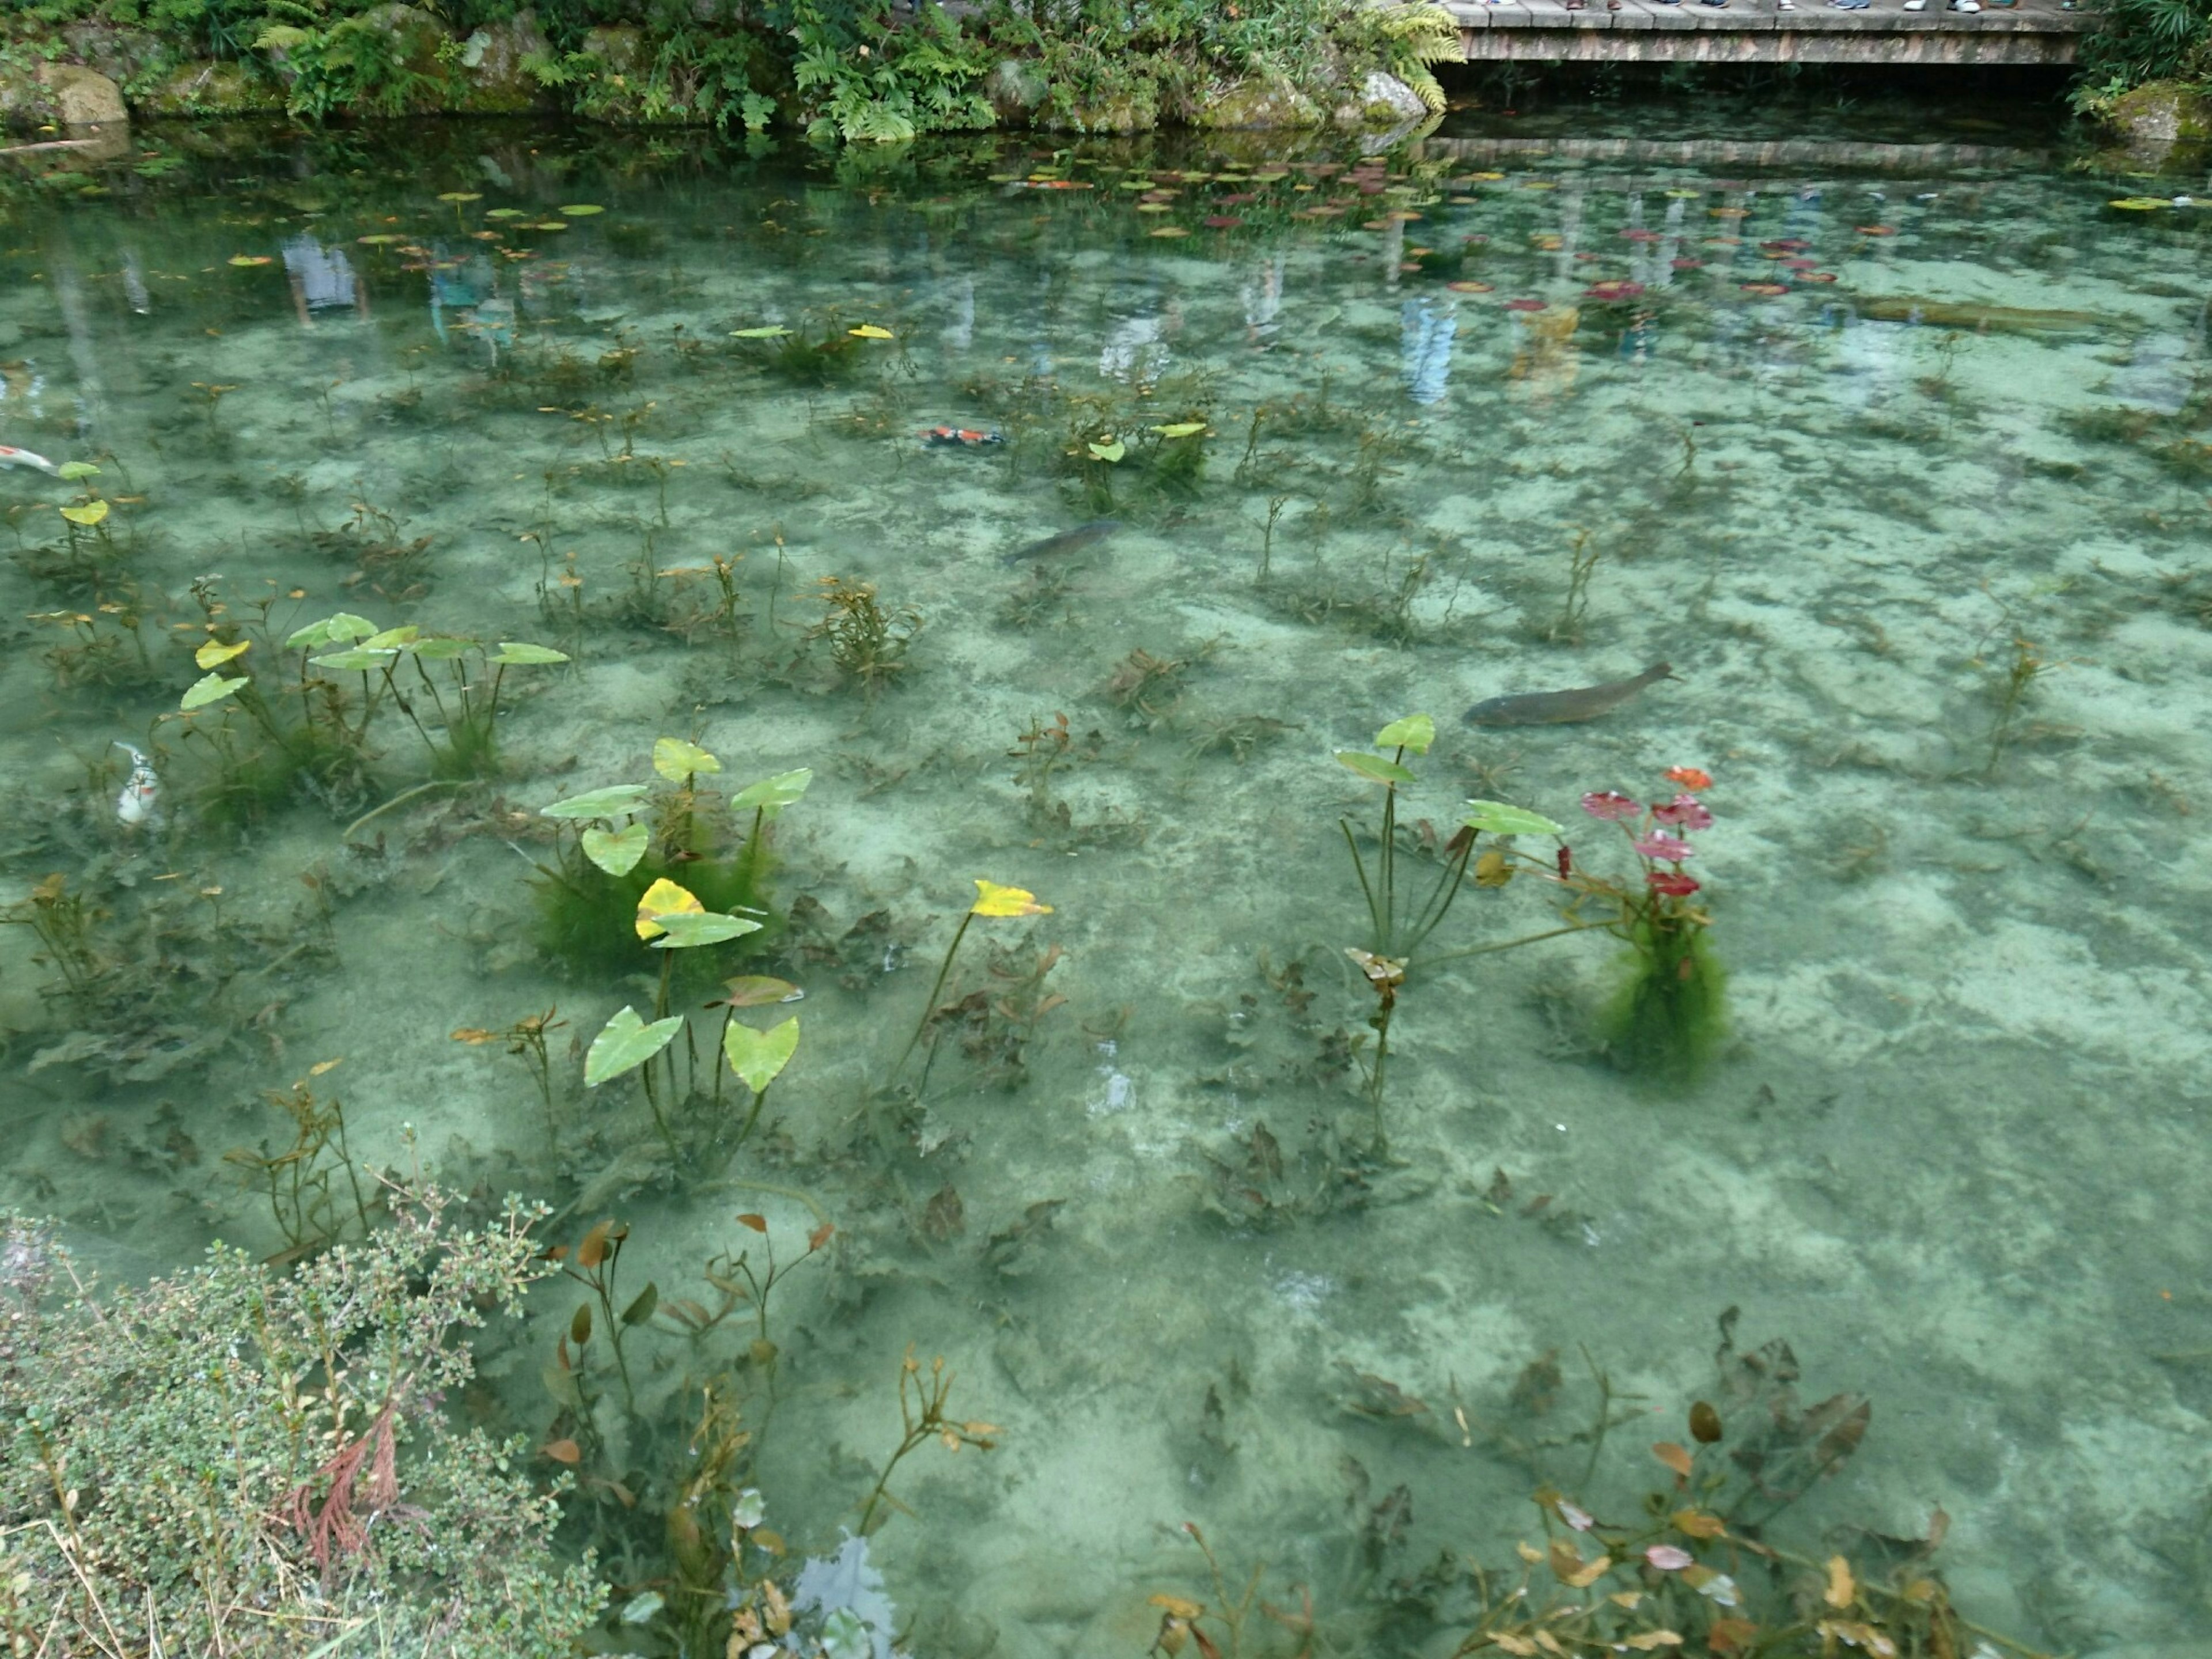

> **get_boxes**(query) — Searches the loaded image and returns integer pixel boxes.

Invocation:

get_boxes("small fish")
[0,445,61,476]
[922,425,1003,449]
[1003,519,1122,565]
[1463,662,1674,728]
[113,741,160,828]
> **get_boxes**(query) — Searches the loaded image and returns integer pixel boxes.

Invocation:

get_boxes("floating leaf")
[848,324,894,339]
[970,879,1051,918]
[361,625,419,650]
[1373,713,1434,754]
[529,221,569,231]
[559,203,604,216]
[584,1005,683,1085]
[491,640,569,664]
[1150,421,1207,438]
[410,637,474,661]
[59,501,109,527]
[309,647,395,672]
[652,736,721,781]
[285,612,376,650]
[718,976,800,1007]
[647,911,763,950]
[581,823,649,876]
[731,325,792,338]
[1086,439,1125,463]
[194,638,250,669]
[543,783,649,820]
[635,877,704,940]
[227,254,272,267]
[1463,800,1565,837]
[357,233,406,245]
[2109,196,2171,211]
[724,1014,799,1093]
[1334,751,1416,787]
[486,207,529,219]
[181,672,249,711]
[731,767,812,816]
[55,461,99,482]
[437,191,483,203]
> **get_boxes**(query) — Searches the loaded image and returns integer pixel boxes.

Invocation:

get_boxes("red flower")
[1651,793,1715,831]
[1665,766,1713,790]
[1580,790,1641,821]
[1647,870,1701,897]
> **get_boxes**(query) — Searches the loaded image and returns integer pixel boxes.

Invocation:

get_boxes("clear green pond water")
[3,102,2210,1655]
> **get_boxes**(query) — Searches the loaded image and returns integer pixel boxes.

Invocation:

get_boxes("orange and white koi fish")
[0,445,60,476]
[114,741,160,828]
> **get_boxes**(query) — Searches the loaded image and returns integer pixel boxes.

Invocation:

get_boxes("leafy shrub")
[0,1189,605,1657]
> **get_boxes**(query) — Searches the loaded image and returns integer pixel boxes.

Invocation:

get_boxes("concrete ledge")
[1445,0,2088,61]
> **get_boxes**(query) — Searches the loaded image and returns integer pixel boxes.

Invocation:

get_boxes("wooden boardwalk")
[1444,0,2091,63]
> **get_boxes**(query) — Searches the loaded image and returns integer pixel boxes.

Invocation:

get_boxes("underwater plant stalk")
[638,1062,681,1164]
[890,910,973,1088]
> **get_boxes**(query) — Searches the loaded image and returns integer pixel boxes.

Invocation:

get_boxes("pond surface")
[2,100,2209,1656]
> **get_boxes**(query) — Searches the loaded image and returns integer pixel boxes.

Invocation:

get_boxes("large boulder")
[1040,95,1156,133]
[138,61,285,118]
[455,10,555,113]
[983,58,1047,124]
[2103,79,2212,149]
[1333,69,1427,127]
[37,63,128,127]
[1198,75,1323,130]
[347,4,455,113]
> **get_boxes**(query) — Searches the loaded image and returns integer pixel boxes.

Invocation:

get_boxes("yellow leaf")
[1817,1622,1896,1658]
[195,638,251,669]
[1652,1442,1693,1478]
[1563,1554,1611,1588]
[1493,1639,1538,1658]
[59,501,110,527]
[1532,1631,1569,1657]
[1672,1508,1726,1539]
[1623,1633,1684,1652]
[1824,1555,1855,1609]
[1514,1542,1543,1565]
[1147,1595,1204,1620]
[971,878,1051,918]
[849,324,894,339]
[1474,850,1512,887]
[1607,1592,1642,1609]
[636,877,703,940]
[1151,421,1207,438]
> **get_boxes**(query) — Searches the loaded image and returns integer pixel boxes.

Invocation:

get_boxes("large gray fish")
[1463,662,1673,727]
[1003,518,1122,565]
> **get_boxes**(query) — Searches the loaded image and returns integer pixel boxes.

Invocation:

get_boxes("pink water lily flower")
[1581,790,1641,821]
[1650,793,1714,831]
[1647,870,1701,897]
[1645,1544,1694,1571]
[1631,831,1695,862]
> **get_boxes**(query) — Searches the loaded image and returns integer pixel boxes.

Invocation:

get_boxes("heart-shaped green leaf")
[1462,800,1565,837]
[646,912,764,950]
[1334,751,1416,787]
[285,612,377,651]
[584,1005,684,1086]
[731,767,812,816]
[1087,439,1126,463]
[542,784,649,820]
[59,501,109,528]
[55,461,99,482]
[309,648,397,672]
[181,672,250,711]
[652,737,721,782]
[1374,714,1435,755]
[581,822,649,876]
[361,625,420,650]
[410,637,474,661]
[491,641,569,665]
[723,1014,798,1094]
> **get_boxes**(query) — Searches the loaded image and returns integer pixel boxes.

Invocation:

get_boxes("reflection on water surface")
[1,108,2208,1655]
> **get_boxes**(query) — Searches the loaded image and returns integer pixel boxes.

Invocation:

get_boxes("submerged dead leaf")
[542,1438,580,1464]
[1652,1441,1694,1478]
[1825,1554,1855,1609]
[1689,1399,1722,1443]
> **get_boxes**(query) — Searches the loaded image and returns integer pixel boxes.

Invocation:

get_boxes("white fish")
[113,741,160,828]
[0,445,60,476]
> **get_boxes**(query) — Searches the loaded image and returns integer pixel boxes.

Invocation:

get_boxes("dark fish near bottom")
[1463,662,1674,727]
[1003,519,1122,565]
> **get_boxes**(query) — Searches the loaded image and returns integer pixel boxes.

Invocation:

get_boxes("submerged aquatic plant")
[806,575,921,699]
[888,878,1052,1090]
[1334,714,1482,962]
[853,1347,999,1536]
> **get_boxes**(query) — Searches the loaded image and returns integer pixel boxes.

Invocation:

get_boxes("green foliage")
[2074,0,2212,101]
[1596,908,1728,1084]
[787,1,994,141]
[0,1190,605,1657]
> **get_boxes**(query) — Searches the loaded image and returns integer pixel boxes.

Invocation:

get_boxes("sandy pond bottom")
[1,98,2210,1655]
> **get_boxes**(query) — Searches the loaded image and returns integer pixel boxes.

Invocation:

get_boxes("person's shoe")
[1902,1,1926,10]
[1948,1,1979,11]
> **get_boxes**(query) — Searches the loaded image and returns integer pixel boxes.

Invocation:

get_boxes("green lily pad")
[1462,800,1565,837]
[731,767,813,816]
[731,325,792,339]
[59,501,109,527]
[1088,439,1125,463]
[490,641,569,665]
[1374,714,1435,755]
[581,822,649,876]
[310,648,396,672]
[361,625,419,650]
[541,783,649,820]
[486,207,529,219]
[55,461,99,482]
[437,191,483,203]
[653,737,721,781]
[559,204,604,216]
[646,912,764,949]
[724,1014,799,1094]
[1334,751,1416,787]
[285,612,377,651]
[181,672,249,711]
[584,1005,684,1086]
[409,636,474,661]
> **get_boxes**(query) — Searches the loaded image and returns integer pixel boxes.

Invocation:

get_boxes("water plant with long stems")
[1334,714,1483,963]
[888,878,1053,1090]
[853,1347,999,1536]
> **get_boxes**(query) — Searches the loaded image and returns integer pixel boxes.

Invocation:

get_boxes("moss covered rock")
[984,58,1047,123]
[456,9,554,113]
[2104,79,2212,147]
[1332,69,1427,127]
[138,61,285,118]
[1043,94,1156,133]
[37,64,128,127]
[1198,75,1322,130]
